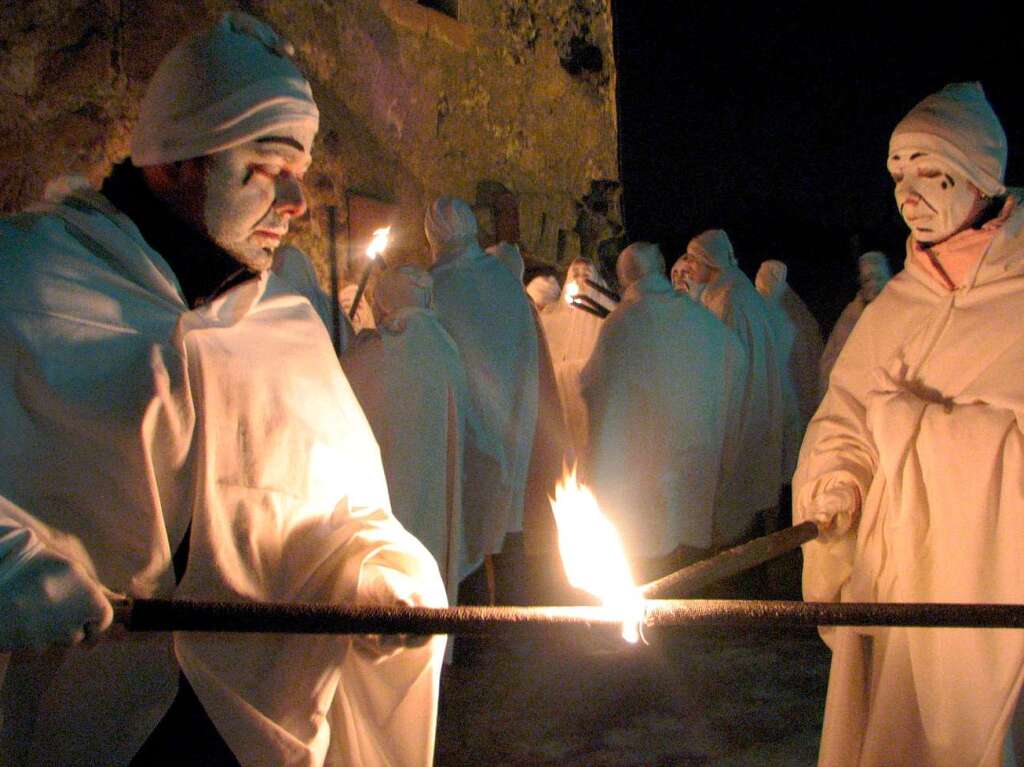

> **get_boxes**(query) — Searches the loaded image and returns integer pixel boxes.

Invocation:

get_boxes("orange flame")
[550,466,645,643]
[367,226,391,260]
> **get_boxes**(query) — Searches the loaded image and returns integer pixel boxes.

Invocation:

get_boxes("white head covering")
[688,229,737,271]
[616,241,665,289]
[424,196,479,261]
[526,275,561,308]
[131,12,319,166]
[858,250,891,276]
[755,260,788,300]
[372,266,433,322]
[487,241,525,282]
[889,82,1007,198]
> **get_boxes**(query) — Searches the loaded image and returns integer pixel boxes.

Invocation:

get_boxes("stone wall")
[0,0,620,286]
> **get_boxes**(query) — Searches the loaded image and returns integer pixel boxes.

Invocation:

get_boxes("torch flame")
[563,280,580,305]
[366,226,391,260]
[550,466,646,643]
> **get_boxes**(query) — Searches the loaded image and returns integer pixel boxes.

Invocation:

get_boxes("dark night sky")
[610,3,1024,330]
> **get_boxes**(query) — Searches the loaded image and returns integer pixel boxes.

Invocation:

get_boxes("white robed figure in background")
[426,197,540,573]
[817,250,892,398]
[673,230,785,532]
[0,14,445,767]
[526,273,561,310]
[540,257,616,456]
[755,259,824,479]
[342,267,491,605]
[581,242,746,568]
[795,82,1024,767]
[272,244,356,354]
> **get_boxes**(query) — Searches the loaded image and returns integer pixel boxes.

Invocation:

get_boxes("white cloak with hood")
[430,243,539,566]
[0,189,446,767]
[581,273,747,555]
[795,195,1024,767]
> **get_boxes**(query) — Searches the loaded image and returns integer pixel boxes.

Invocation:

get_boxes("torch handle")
[574,294,611,317]
[109,596,1024,635]
[570,299,607,319]
[348,262,374,322]
[584,278,620,303]
[640,521,819,599]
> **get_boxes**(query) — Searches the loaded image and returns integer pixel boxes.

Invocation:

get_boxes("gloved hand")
[0,545,113,652]
[807,484,861,542]
[353,567,434,660]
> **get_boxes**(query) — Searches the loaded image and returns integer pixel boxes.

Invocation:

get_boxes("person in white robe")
[580,242,746,572]
[272,244,356,354]
[0,14,445,767]
[539,257,615,456]
[817,250,892,398]
[526,274,561,309]
[673,230,785,532]
[795,81,1024,767]
[342,266,489,605]
[755,259,824,479]
[487,240,526,283]
[426,196,540,575]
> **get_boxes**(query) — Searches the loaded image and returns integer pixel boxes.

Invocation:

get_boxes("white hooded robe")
[581,273,746,556]
[795,196,1024,767]
[0,189,446,767]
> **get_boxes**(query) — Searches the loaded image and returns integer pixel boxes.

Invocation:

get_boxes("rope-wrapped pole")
[111,597,1024,636]
[641,521,820,599]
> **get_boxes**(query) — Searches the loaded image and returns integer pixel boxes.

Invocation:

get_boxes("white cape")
[539,289,606,456]
[0,190,446,767]
[763,285,824,479]
[342,306,487,602]
[581,274,746,555]
[430,244,539,567]
[795,197,1024,767]
[701,270,785,517]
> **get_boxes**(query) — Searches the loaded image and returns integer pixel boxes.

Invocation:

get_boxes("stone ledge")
[378,0,474,51]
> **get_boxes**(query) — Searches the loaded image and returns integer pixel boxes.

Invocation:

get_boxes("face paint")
[887,152,985,245]
[201,126,313,271]
[670,257,689,293]
[673,252,713,287]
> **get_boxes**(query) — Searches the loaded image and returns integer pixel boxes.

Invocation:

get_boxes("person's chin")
[229,244,275,272]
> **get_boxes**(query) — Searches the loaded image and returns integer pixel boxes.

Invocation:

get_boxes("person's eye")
[918,168,941,178]
[253,163,282,178]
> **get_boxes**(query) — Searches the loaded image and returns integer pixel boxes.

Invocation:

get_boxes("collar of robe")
[100,161,259,309]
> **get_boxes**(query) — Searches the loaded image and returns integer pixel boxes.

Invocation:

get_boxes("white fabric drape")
[795,194,1024,767]
[0,190,445,767]
[430,243,539,566]
[700,268,785,517]
[342,306,485,601]
[581,274,747,555]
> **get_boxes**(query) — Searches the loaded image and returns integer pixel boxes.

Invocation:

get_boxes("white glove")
[0,542,113,652]
[353,568,433,660]
[808,484,860,542]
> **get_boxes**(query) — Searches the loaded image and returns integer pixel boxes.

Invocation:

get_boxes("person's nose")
[895,176,920,207]
[274,174,307,219]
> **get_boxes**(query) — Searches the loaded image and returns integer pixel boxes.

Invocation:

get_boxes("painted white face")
[670,256,689,292]
[887,151,984,245]
[202,127,313,271]
[673,252,714,287]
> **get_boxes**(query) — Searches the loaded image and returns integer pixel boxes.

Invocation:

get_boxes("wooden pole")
[640,521,819,599]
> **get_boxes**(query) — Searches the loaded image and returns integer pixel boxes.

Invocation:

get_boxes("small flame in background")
[563,280,580,305]
[366,226,391,260]
[550,466,646,643]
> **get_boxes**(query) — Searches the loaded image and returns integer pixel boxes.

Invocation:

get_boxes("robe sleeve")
[793,306,881,603]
